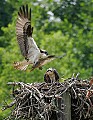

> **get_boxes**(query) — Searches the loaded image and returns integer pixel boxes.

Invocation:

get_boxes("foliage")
[0,0,14,36]
[0,0,93,119]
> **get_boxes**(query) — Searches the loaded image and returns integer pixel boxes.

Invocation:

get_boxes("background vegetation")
[0,0,93,119]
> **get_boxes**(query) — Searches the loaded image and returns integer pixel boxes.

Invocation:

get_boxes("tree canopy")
[0,0,93,119]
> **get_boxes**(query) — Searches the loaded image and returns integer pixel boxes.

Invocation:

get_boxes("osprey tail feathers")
[13,60,30,71]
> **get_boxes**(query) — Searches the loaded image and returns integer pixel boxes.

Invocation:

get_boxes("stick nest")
[2,74,93,120]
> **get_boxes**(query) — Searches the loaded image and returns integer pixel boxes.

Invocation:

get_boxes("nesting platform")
[3,75,93,120]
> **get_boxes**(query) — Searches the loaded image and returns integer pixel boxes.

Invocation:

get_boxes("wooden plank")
[62,91,71,120]
[50,91,71,120]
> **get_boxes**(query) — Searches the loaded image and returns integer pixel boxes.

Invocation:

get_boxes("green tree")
[0,0,93,119]
[0,0,14,36]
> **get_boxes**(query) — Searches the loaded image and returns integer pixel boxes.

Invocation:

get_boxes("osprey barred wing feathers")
[16,4,34,59]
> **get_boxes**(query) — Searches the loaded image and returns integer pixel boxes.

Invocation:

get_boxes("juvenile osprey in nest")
[44,68,59,83]
[14,5,65,71]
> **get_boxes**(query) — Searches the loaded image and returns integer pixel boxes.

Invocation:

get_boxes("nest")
[2,74,93,120]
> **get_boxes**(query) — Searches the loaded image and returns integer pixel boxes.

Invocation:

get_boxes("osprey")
[44,68,59,83]
[14,5,65,71]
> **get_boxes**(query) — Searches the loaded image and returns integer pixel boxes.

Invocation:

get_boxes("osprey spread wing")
[14,5,65,71]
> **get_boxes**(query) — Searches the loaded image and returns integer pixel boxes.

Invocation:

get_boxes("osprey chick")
[14,5,65,71]
[44,68,59,83]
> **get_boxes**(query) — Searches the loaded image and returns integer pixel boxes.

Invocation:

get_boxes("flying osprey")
[14,5,65,71]
[44,68,59,83]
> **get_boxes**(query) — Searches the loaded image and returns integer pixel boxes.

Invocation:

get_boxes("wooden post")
[62,91,71,120]
[55,91,71,120]
[50,91,71,120]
